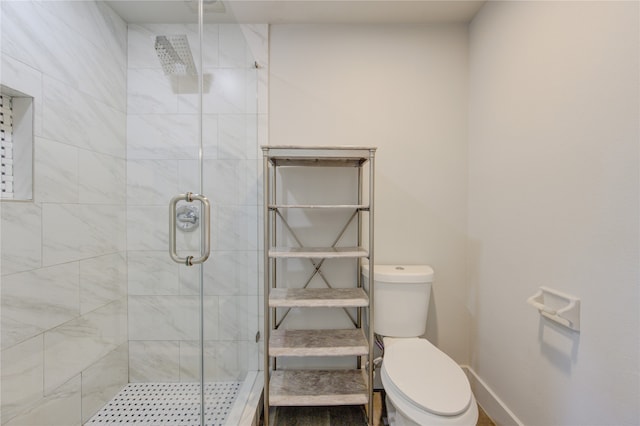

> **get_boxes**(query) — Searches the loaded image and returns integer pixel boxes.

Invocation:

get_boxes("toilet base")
[384,384,478,426]
[385,394,478,426]
[386,395,415,426]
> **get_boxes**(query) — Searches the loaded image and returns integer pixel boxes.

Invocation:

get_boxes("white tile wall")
[79,253,127,315]
[126,113,201,160]
[126,205,171,251]
[128,251,180,295]
[1,263,80,350]
[43,76,126,158]
[128,296,219,341]
[129,341,181,382]
[219,296,250,341]
[215,205,259,251]
[0,202,42,275]
[80,343,129,424]
[1,1,125,111]
[78,150,127,205]
[203,251,258,296]
[5,376,82,426]
[127,159,180,205]
[216,341,251,381]
[0,1,128,424]
[127,68,179,114]
[179,259,202,295]
[34,137,79,203]
[220,25,253,68]
[44,299,127,394]
[1,336,45,422]
[42,204,126,266]
[128,296,200,341]
[179,341,218,381]
[218,114,259,160]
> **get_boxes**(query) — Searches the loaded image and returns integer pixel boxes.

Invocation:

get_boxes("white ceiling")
[105,0,486,24]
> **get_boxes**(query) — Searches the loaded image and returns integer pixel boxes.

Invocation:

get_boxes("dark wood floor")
[261,391,495,425]
[477,405,495,426]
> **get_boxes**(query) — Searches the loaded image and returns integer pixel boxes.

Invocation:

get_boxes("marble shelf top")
[269,288,369,308]
[262,146,376,167]
[263,145,376,151]
[269,329,368,357]
[269,369,368,407]
[269,247,368,259]
[269,204,369,210]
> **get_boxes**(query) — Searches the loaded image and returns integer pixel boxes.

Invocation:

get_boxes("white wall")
[0,1,128,424]
[468,2,639,425]
[270,24,471,363]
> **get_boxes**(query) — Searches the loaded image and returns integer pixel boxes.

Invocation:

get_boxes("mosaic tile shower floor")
[86,382,241,426]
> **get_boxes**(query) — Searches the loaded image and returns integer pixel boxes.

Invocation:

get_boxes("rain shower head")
[155,35,197,76]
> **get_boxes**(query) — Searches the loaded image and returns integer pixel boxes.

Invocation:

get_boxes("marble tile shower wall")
[0,1,128,425]
[126,24,267,384]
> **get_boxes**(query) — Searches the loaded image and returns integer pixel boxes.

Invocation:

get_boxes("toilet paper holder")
[527,286,580,332]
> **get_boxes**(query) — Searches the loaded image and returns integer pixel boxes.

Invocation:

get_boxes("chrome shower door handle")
[169,192,211,266]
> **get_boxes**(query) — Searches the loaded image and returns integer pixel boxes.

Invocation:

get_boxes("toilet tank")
[361,264,434,337]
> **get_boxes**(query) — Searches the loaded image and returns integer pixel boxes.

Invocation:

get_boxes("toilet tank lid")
[361,264,434,283]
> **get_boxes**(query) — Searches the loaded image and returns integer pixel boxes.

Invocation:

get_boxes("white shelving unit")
[262,145,376,425]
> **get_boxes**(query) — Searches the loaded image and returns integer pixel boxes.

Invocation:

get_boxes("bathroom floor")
[85,382,241,425]
[476,405,496,426]
[261,391,495,425]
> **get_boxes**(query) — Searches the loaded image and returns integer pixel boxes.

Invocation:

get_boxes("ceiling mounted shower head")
[155,35,197,76]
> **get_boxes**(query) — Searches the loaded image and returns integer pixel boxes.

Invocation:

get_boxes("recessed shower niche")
[0,85,33,201]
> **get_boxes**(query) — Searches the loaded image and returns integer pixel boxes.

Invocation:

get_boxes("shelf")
[263,145,375,167]
[269,369,368,406]
[269,204,369,210]
[269,288,369,308]
[263,145,376,422]
[269,247,368,259]
[269,329,368,357]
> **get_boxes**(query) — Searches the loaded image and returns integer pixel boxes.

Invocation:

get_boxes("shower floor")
[86,381,241,426]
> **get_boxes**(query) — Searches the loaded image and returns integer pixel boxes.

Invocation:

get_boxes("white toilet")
[362,264,478,426]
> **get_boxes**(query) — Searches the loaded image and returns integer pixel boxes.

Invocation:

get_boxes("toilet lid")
[383,339,472,416]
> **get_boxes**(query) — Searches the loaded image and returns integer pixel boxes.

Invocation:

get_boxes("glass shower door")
[126,3,213,424]
[127,1,263,424]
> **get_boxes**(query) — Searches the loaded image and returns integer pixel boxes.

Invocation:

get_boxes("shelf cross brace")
[274,208,359,328]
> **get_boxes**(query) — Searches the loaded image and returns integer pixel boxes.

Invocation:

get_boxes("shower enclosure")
[0,1,266,424]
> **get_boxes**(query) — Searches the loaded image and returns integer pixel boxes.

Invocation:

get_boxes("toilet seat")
[382,338,472,416]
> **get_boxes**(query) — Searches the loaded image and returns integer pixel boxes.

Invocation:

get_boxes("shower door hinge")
[255,331,261,343]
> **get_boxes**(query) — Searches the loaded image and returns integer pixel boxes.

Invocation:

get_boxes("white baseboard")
[461,366,524,426]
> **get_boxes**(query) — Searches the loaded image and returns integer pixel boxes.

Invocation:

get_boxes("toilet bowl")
[362,264,478,426]
[381,337,478,425]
